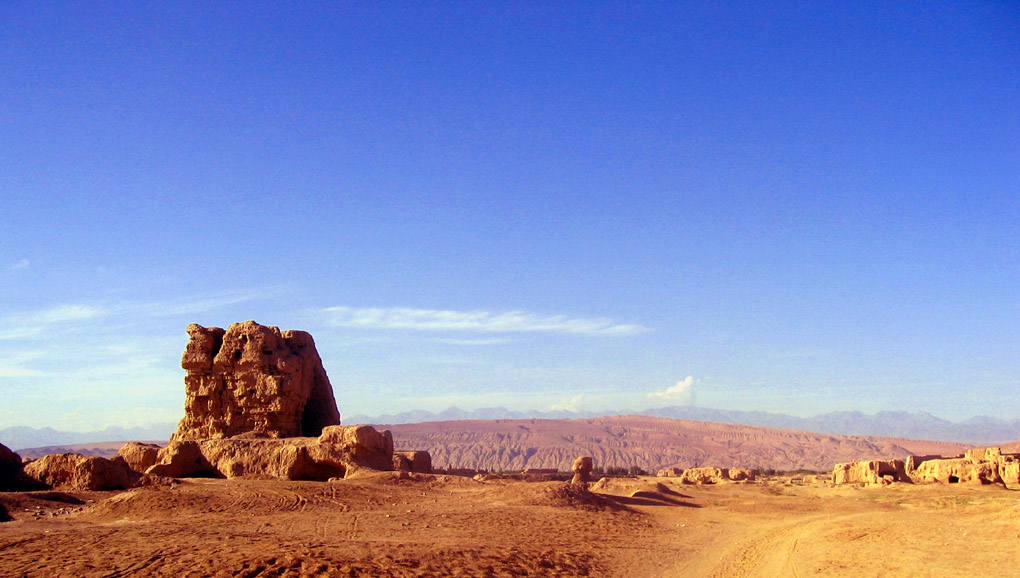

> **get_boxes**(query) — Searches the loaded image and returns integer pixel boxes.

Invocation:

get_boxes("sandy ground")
[1,473,1018,577]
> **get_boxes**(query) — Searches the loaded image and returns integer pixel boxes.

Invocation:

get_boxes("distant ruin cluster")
[832,446,1020,487]
[655,466,758,484]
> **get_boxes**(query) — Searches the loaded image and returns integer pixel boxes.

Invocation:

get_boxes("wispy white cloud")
[0,351,52,377]
[319,306,649,336]
[0,304,107,340]
[433,337,519,346]
[34,304,105,323]
[0,289,272,341]
[768,348,830,360]
[0,365,45,377]
[9,258,30,270]
[128,288,273,318]
[649,376,698,403]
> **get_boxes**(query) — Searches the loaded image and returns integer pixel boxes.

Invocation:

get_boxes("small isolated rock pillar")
[571,456,594,485]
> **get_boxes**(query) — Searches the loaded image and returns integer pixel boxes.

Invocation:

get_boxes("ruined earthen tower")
[172,320,341,441]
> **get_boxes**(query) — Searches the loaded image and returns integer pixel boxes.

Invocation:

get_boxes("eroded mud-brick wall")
[172,320,341,441]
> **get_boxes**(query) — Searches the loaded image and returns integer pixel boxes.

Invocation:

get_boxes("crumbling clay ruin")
[912,457,1003,485]
[833,446,1020,487]
[173,321,341,440]
[679,467,731,485]
[22,453,135,491]
[145,425,404,480]
[910,447,1019,486]
[832,459,909,486]
[4,441,141,492]
[116,442,162,474]
[136,321,430,481]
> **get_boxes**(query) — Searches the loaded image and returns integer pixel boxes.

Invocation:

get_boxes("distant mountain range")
[384,415,972,472]
[3,405,1019,451]
[346,406,1020,445]
[0,424,176,452]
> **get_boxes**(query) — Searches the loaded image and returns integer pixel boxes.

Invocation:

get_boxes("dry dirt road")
[1,473,1018,577]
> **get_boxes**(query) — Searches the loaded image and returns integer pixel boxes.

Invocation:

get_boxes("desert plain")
[1,468,1018,578]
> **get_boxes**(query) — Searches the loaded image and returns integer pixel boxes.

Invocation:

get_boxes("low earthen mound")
[393,451,432,473]
[588,477,696,508]
[146,440,217,478]
[532,481,620,512]
[1,442,25,490]
[589,477,663,496]
[22,453,135,491]
[317,425,394,471]
[728,468,758,481]
[173,321,341,441]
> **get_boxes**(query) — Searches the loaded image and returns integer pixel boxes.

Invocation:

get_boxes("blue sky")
[1,2,1018,431]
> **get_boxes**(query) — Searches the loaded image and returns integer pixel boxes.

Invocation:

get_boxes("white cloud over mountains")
[319,306,649,336]
[649,376,697,404]
[548,394,585,412]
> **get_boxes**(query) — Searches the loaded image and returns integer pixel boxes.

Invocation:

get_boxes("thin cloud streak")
[0,304,107,340]
[29,304,104,324]
[0,289,271,341]
[121,289,270,318]
[0,365,46,377]
[319,306,649,336]
[433,337,519,346]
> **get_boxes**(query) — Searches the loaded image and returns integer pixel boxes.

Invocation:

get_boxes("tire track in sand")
[97,546,177,578]
[669,513,832,577]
